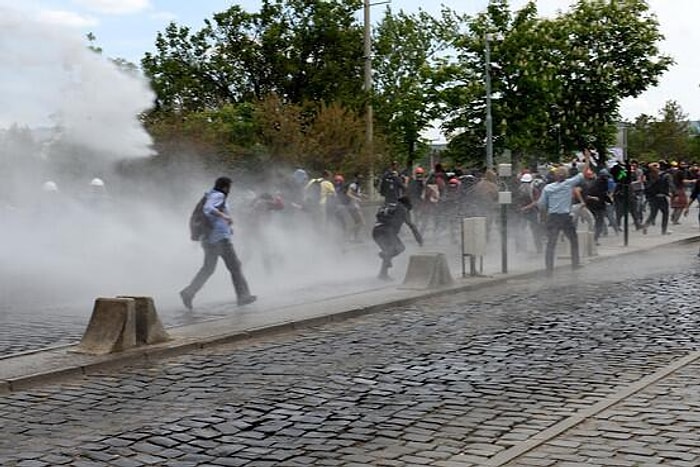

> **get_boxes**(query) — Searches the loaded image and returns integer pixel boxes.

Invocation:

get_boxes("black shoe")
[237,295,257,306]
[180,290,193,310]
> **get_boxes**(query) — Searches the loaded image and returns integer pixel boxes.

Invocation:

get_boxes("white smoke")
[0,5,154,159]
[0,3,383,343]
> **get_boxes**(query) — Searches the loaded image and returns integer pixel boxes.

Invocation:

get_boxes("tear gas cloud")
[0,7,154,159]
[0,6,378,324]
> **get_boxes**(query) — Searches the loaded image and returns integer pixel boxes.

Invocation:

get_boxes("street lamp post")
[320,0,388,200]
[621,123,630,247]
[485,33,494,172]
[363,0,376,200]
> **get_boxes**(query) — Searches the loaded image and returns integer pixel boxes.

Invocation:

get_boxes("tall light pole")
[364,0,375,200]
[362,0,390,201]
[621,123,629,247]
[485,33,494,172]
[319,0,387,200]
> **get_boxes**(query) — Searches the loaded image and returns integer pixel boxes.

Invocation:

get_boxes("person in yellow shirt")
[304,170,336,230]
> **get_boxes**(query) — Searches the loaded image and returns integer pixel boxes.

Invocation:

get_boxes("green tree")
[253,95,376,175]
[372,7,465,168]
[553,0,672,160]
[86,33,140,75]
[438,0,672,169]
[141,0,365,114]
[144,102,258,170]
[652,100,690,161]
[628,100,692,162]
[627,113,657,161]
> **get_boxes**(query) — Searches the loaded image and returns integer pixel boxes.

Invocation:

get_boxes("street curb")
[0,276,520,392]
[2,235,698,392]
[7,366,86,393]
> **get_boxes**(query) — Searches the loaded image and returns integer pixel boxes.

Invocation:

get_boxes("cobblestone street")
[1,246,700,466]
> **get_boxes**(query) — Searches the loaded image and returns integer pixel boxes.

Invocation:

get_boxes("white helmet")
[90,178,105,187]
[42,181,58,192]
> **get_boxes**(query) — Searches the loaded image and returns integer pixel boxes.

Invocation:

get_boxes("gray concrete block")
[77,297,137,355]
[401,253,454,290]
[117,295,170,345]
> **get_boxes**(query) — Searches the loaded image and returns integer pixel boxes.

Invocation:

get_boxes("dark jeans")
[590,207,606,242]
[182,238,251,301]
[545,213,580,272]
[372,225,405,275]
[644,196,669,234]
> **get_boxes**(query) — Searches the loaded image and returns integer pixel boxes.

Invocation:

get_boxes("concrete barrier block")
[77,298,137,355]
[580,231,597,257]
[401,253,454,290]
[117,296,170,345]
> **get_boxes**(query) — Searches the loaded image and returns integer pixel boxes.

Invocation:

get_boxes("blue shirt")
[538,173,584,214]
[203,189,232,244]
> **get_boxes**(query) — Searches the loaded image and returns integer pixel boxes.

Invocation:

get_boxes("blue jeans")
[183,238,251,301]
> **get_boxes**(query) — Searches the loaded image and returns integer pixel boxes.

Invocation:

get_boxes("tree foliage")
[372,7,465,168]
[254,95,376,175]
[627,100,694,162]
[439,0,672,168]
[141,0,365,114]
[135,0,676,175]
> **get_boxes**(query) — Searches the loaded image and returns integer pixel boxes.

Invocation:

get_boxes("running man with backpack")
[180,176,256,310]
[372,196,423,280]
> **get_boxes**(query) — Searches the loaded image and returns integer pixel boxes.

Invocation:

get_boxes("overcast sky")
[3,0,699,125]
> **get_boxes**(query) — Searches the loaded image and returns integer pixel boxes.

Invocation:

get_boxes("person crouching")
[372,196,423,280]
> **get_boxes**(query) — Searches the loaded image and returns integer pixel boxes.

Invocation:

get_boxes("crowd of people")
[6,154,698,310]
[211,154,700,287]
[370,154,700,274]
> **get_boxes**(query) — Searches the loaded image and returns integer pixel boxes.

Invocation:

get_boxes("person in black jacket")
[378,161,405,204]
[684,178,700,226]
[582,169,612,245]
[372,196,423,280]
[641,162,671,235]
[684,178,700,257]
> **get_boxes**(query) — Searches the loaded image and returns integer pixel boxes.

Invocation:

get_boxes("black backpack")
[379,173,396,198]
[375,203,398,224]
[189,195,211,241]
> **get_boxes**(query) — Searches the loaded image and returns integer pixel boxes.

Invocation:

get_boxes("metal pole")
[501,204,508,274]
[622,125,629,247]
[485,34,494,172]
[364,0,376,201]
[461,221,466,278]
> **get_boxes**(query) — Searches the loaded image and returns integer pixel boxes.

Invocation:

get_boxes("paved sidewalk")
[1,238,700,466]
[1,213,698,393]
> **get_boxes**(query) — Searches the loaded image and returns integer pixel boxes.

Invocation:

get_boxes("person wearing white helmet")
[38,180,66,221]
[514,172,543,254]
[84,177,112,212]
[90,177,105,188]
[42,181,59,192]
